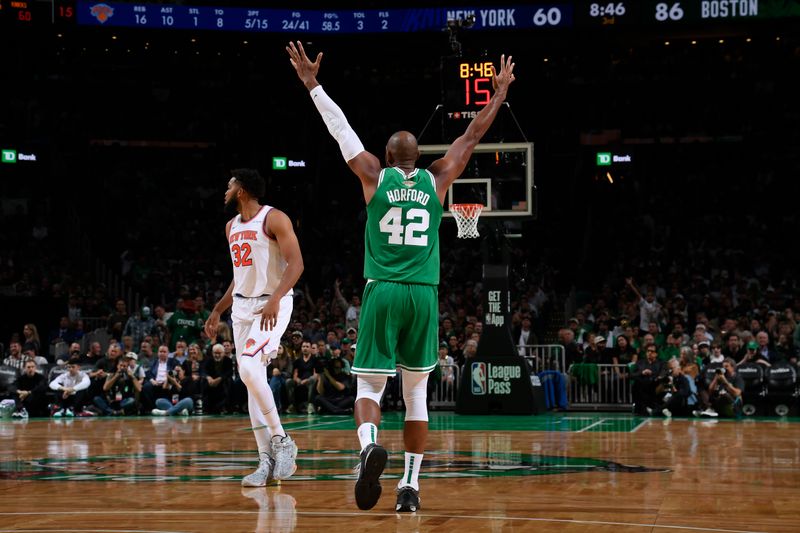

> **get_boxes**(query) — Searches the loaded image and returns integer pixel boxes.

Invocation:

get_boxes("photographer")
[151,365,195,416]
[93,354,138,416]
[705,357,744,418]
[313,358,354,415]
[659,358,698,418]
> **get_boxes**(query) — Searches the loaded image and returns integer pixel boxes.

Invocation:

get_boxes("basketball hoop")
[450,203,483,238]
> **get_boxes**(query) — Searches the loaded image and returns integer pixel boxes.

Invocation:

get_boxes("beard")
[224,196,240,216]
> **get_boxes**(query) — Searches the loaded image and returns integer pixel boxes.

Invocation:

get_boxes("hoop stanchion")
[450,203,483,238]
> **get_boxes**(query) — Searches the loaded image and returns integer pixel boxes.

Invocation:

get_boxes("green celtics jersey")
[364,167,442,285]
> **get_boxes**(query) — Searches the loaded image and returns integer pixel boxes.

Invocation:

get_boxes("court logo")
[90,4,114,23]
[471,362,487,395]
[0,449,669,482]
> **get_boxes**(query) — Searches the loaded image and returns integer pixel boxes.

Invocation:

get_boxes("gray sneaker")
[270,434,298,480]
[241,452,279,487]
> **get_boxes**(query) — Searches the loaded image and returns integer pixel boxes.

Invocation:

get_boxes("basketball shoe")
[354,443,388,510]
[242,451,279,487]
[270,434,298,480]
[395,486,420,513]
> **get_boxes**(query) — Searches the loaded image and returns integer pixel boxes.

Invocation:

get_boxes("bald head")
[386,131,419,167]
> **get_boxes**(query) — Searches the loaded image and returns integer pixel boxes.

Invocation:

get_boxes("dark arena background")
[2,1,800,532]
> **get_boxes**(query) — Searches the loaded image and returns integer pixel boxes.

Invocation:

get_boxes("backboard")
[417,142,534,218]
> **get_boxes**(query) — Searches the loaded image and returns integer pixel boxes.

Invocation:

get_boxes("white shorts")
[232,294,293,361]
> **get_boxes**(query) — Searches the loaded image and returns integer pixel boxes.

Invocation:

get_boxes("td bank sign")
[2,149,38,164]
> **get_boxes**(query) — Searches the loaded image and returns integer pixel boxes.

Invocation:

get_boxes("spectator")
[631,344,664,415]
[313,358,354,414]
[346,326,358,345]
[582,335,605,364]
[462,339,478,363]
[10,359,47,418]
[514,314,535,356]
[285,330,304,359]
[142,345,179,410]
[107,299,129,339]
[138,341,154,369]
[660,358,698,418]
[559,328,582,367]
[203,343,232,414]
[49,316,76,349]
[304,318,325,344]
[736,341,771,368]
[171,339,189,365]
[679,346,701,380]
[754,331,777,364]
[3,341,25,373]
[151,365,194,416]
[21,323,41,360]
[660,332,683,362]
[49,357,91,417]
[288,341,317,414]
[626,278,664,335]
[701,357,743,418]
[89,342,122,396]
[722,333,745,361]
[704,342,725,367]
[610,334,637,381]
[93,355,138,415]
[167,300,204,350]
[52,341,76,367]
[448,335,463,366]
[123,306,157,349]
[82,341,104,367]
[22,348,48,368]
[774,333,798,365]
[268,344,293,413]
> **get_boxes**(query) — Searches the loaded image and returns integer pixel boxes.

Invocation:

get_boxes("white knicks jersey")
[228,205,291,298]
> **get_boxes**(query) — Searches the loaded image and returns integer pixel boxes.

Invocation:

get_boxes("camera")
[169,369,178,378]
[715,368,725,375]
[70,350,80,356]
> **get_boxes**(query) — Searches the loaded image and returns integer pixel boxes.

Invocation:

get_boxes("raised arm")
[625,277,643,301]
[428,55,516,202]
[286,41,381,203]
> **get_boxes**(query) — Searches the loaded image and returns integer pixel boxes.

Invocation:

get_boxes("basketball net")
[450,203,483,238]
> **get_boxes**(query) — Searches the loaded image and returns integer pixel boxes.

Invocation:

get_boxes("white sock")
[249,394,272,455]
[357,423,378,452]
[398,452,423,491]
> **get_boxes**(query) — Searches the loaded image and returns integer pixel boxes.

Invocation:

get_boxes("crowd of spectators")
[558,266,800,418]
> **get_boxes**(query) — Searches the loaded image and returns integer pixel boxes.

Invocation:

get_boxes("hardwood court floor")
[2,412,800,532]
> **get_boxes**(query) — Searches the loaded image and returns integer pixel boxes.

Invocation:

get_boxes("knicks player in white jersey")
[204,168,303,486]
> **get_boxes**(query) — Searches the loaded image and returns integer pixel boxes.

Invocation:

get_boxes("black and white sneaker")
[395,486,420,513]
[354,443,388,510]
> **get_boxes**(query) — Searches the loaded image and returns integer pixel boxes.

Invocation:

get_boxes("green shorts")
[352,280,438,376]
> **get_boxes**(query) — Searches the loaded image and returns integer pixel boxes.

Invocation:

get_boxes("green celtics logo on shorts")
[0,449,668,482]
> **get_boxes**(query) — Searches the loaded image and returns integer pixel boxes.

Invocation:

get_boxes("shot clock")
[442,56,494,121]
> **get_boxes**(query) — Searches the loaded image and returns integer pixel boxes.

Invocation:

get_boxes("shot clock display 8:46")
[442,56,495,124]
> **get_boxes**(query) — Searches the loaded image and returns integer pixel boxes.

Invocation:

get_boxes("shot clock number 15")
[459,61,493,107]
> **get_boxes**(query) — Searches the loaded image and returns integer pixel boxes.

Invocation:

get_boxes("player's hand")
[255,298,280,331]
[491,54,515,94]
[204,310,220,341]
[286,41,322,86]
